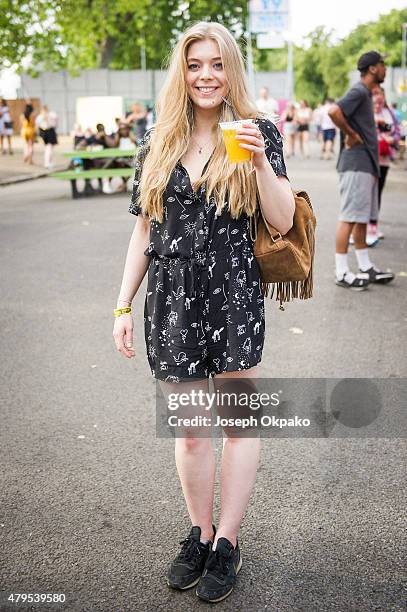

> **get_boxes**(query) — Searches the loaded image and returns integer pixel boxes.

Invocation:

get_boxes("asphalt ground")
[0,148,406,611]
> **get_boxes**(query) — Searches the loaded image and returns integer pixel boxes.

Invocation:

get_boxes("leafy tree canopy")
[0,2,405,104]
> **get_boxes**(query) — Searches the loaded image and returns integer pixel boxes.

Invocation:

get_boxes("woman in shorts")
[113,21,294,604]
[20,100,36,165]
[282,102,297,157]
[0,98,14,155]
[35,105,58,168]
[296,99,312,158]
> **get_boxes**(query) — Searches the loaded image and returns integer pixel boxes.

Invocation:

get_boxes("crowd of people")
[73,103,153,152]
[70,104,154,193]
[255,88,404,170]
[255,61,404,293]
[0,99,153,172]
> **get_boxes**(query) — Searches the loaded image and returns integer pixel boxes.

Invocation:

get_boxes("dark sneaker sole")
[335,280,369,291]
[167,575,200,590]
[372,276,394,284]
[196,555,243,603]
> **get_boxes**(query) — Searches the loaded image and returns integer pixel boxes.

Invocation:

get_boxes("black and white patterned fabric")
[129,119,288,383]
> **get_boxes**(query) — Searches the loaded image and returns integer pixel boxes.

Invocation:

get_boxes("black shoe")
[335,273,370,291]
[167,525,215,590]
[196,537,242,603]
[359,266,395,284]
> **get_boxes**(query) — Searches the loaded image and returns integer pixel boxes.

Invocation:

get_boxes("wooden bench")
[50,148,136,199]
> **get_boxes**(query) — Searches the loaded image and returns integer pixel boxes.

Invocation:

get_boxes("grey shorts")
[338,171,379,223]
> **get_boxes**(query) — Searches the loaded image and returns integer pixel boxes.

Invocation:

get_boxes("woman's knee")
[176,435,212,454]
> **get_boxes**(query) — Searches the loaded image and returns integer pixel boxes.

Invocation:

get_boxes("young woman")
[367,85,400,244]
[20,100,36,164]
[282,102,297,157]
[113,21,294,603]
[296,99,312,158]
[35,105,58,168]
[0,99,14,155]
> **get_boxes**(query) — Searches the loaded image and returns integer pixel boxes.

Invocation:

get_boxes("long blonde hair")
[139,21,263,222]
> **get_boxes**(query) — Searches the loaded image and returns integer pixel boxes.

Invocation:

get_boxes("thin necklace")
[191,134,213,155]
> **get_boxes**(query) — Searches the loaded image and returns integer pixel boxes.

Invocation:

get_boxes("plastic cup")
[219,119,254,163]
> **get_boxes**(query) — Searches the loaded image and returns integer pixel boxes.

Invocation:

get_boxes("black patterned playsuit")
[129,119,288,383]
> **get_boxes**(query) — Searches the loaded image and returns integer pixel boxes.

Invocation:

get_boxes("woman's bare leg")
[27,140,34,164]
[213,365,261,548]
[159,377,216,540]
[44,143,53,167]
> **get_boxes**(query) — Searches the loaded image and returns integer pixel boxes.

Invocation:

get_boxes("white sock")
[335,253,355,282]
[355,248,372,272]
[200,538,211,545]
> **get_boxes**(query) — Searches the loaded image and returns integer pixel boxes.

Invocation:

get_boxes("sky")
[1,0,406,97]
[290,0,406,43]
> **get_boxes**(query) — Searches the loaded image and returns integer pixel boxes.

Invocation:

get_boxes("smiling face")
[185,38,229,112]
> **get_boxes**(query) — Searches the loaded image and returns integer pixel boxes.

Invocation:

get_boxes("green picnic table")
[50,147,137,199]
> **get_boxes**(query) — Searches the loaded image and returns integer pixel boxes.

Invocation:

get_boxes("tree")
[296,8,407,104]
[0,0,248,73]
[294,27,331,106]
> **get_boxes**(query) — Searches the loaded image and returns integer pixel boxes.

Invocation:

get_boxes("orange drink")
[219,119,254,163]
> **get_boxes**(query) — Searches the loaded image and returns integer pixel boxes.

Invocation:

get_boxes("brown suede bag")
[249,190,316,309]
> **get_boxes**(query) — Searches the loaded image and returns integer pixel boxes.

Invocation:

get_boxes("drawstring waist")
[150,252,209,298]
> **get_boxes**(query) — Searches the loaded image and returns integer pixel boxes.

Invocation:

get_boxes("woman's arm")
[237,121,295,235]
[116,216,151,307]
[254,167,295,235]
[113,215,151,359]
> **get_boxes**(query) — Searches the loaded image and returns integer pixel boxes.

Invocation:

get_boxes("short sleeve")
[337,86,365,120]
[128,129,153,216]
[256,118,288,179]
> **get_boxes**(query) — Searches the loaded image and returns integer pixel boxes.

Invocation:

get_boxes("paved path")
[0,136,77,185]
[0,150,406,611]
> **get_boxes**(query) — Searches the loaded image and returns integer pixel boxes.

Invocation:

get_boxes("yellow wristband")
[113,306,132,317]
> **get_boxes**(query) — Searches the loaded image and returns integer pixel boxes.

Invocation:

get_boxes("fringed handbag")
[249,190,316,310]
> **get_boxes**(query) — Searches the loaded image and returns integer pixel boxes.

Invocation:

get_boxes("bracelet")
[113,306,132,317]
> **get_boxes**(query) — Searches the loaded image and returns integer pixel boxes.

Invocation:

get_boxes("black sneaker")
[359,266,395,284]
[196,537,242,603]
[335,272,370,291]
[167,525,215,590]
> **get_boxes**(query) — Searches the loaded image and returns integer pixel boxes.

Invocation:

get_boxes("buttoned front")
[129,119,287,383]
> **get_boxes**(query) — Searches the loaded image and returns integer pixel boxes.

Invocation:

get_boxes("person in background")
[126,103,148,143]
[390,102,404,162]
[86,123,116,149]
[20,99,36,164]
[296,99,312,158]
[72,123,94,150]
[256,86,279,119]
[328,50,394,290]
[312,103,323,142]
[113,120,137,150]
[145,105,155,130]
[320,98,336,160]
[391,102,402,124]
[111,120,137,192]
[88,123,116,193]
[282,102,297,157]
[35,105,58,169]
[0,98,14,155]
[366,85,400,244]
